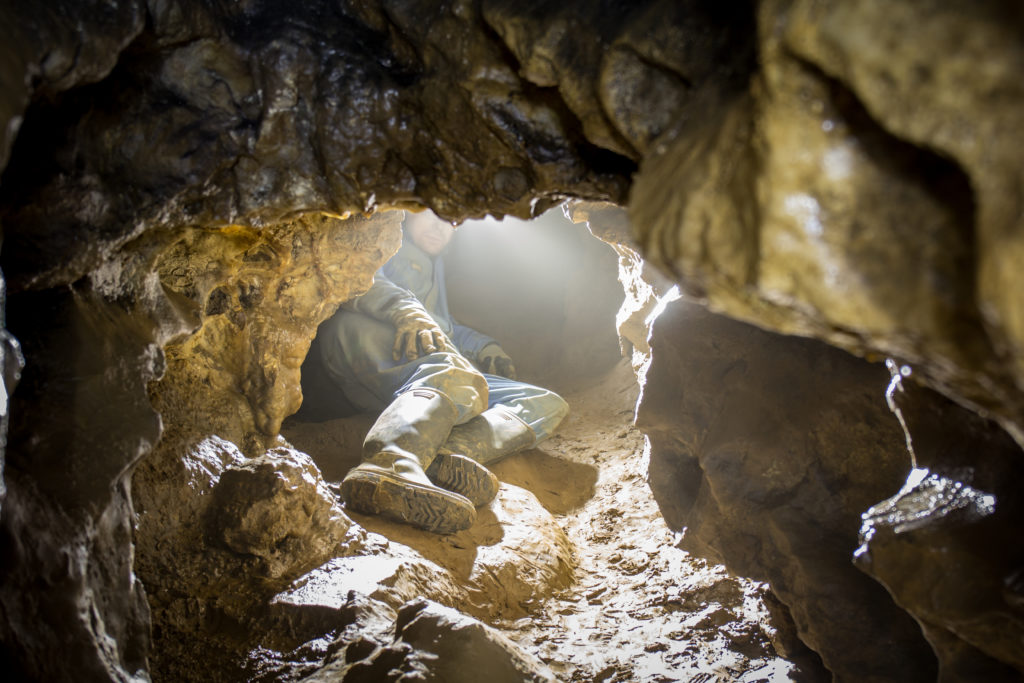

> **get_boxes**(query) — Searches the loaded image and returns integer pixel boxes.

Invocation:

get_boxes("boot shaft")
[440,405,536,466]
[363,388,460,469]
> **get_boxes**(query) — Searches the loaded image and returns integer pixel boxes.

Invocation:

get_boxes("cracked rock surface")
[2,0,1024,680]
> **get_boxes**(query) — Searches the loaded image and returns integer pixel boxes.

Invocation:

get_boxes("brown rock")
[0,0,632,291]
[2,1,1024,680]
[856,366,1024,678]
[150,211,400,445]
[212,447,351,580]
[628,0,1024,450]
[638,299,937,681]
[392,599,558,683]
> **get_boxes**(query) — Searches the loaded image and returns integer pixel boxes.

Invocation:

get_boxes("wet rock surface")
[638,299,937,681]
[1,0,1024,680]
[0,0,643,292]
[856,368,1024,679]
[133,436,358,682]
[0,277,180,680]
[628,0,1024,450]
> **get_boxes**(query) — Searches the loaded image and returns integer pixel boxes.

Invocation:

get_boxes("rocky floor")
[489,362,822,682]
[285,360,825,682]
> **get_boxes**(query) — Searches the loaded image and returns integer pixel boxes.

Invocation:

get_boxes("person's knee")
[459,367,489,415]
[545,391,569,428]
[407,352,489,417]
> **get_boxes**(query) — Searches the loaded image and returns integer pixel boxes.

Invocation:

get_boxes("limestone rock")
[3,0,1024,680]
[212,447,351,580]
[150,211,400,445]
[394,599,558,683]
[133,435,367,681]
[333,480,576,622]
[0,272,23,512]
[299,599,557,683]
[638,299,936,681]
[464,484,576,618]
[0,277,180,681]
[855,367,1024,678]
[628,0,1024,449]
[0,0,632,291]
[780,0,1024,418]
[481,0,755,159]
[244,547,455,681]
[0,0,145,168]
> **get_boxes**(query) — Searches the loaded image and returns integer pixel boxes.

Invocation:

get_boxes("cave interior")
[1,0,1023,681]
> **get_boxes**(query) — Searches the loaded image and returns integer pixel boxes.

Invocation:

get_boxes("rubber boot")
[427,405,535,507]
[341,388,478,534]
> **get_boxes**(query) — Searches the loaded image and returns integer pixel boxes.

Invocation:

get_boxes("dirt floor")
[488,361,817,682]
[284,359,822,681]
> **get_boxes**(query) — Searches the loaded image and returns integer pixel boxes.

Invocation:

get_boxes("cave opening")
[247,204,825,682]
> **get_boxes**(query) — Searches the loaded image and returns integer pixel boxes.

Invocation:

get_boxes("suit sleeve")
[450,322,496,361]
[345,271,427,323]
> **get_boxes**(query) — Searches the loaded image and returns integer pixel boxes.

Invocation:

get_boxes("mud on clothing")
[320,238,568,441]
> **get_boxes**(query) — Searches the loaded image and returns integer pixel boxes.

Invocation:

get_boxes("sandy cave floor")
[489,363,813,682]
[284,360,821,682]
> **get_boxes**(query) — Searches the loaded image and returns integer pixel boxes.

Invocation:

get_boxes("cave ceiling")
[1,0,1021,448]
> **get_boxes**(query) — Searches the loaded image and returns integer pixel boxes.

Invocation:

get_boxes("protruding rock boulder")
[639,299,937,681]
[211,447,352,580]
[298,599,558,683]
[856,367,1024,679]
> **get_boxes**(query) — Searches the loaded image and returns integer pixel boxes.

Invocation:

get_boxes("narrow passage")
[496,361,808,682]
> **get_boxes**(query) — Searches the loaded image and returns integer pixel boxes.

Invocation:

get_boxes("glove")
[478,343,517,379]
[390,304,449,361]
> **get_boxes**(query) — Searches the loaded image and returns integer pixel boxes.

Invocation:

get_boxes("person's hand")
[391,307,449,361]
[478,343,517,379]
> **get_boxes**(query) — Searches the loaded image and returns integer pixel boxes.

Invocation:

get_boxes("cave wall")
[638,300,937,681]
[629,0,1024,449]
[0,0,1023,680]
[0,0,639,293]
[638,298,1024,681]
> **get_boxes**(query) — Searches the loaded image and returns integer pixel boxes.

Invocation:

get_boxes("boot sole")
[341,469,475,534]
[427,453,499,507]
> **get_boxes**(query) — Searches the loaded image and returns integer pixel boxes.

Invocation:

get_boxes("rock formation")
[0,0,1023,680]
[630,0,1024,450]
[638,300,937,681]
[856,368,1024,680]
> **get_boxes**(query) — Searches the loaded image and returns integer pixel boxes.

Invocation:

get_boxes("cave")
[1,1,1023,681]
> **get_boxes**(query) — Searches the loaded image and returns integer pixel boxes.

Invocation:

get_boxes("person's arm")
[346,271,415,320]
[450,321,517,379]
[449,322,496,361]
[346,272,451,361]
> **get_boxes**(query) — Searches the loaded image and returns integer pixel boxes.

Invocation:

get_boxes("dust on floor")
[491,361,819,682]
[284,360,823,681]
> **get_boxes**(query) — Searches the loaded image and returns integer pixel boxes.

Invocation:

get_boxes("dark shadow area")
[281,412,374,482]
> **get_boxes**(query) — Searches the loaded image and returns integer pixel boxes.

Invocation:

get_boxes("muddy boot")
[426,452,499,508]
[427,406,536,506]
[341,388,475,534]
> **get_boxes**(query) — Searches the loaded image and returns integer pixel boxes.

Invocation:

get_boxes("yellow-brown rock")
[2,0,1024,681]
[149,212,400,445]
[629,0,1024,450]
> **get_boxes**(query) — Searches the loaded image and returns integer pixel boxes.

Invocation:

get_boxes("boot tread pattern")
[427,454,499,507]
[341,469,474,534]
